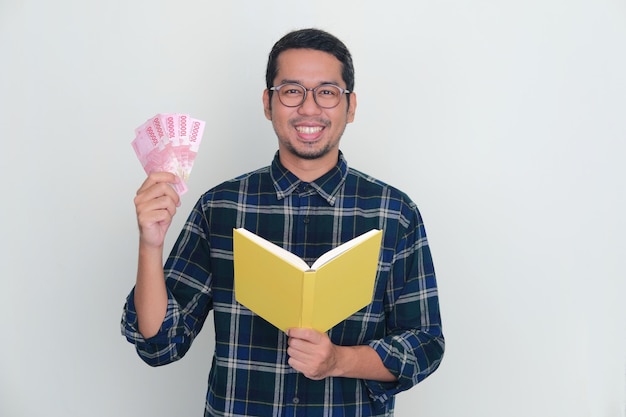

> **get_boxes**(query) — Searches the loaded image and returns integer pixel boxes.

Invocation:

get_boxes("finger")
[137,211,172,235]
[135,177,181,209]
[135,185,179,209]
[136,172,180,195]
[288,328,323,343]
[136,194,178,221]
[287,337,304,353]
[287,356,325,381]
[136,196,179,229]
[287,356,304,370]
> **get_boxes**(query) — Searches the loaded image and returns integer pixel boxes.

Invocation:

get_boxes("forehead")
[274,48,344,85]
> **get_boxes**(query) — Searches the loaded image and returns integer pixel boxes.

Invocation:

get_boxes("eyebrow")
[278,79,343,87]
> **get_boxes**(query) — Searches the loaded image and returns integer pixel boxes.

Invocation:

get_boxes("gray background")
[1,1,624,416]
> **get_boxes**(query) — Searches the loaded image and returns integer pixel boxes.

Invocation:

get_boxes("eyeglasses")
[269,83,351,109]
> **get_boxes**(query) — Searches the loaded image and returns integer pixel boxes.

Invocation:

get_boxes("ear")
[262,89,272,121]
[346,91,357,123]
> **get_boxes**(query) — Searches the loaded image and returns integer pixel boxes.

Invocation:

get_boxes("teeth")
[296,126,323,134]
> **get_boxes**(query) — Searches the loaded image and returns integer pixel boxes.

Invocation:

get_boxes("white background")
[1,1,625,416]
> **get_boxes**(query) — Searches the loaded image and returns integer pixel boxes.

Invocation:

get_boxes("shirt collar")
[270,151,348,206]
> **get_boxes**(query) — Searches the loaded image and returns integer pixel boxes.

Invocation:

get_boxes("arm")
[287,205,444,393]
[363,206,445,399]
[121,174,214,367]
[132,172,181,338]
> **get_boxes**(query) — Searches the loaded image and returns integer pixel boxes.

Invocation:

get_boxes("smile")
[296,126,324,134]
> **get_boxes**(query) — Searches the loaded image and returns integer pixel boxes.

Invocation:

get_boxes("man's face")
[263,48,357,166]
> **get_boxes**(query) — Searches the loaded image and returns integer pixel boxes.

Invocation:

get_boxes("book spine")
[300,270,316,328]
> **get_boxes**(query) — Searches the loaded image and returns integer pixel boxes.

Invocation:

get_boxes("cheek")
[270,109,293,127]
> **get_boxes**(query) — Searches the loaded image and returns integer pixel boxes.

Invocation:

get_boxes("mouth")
[296,125,324,135]
[293,120,327,142]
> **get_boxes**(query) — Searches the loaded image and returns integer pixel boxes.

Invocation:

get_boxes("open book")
[233,228,382,332]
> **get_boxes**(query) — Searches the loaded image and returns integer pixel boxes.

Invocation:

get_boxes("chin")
[296,150,327,160]
[279,135,339,161]
[292,145,333,160]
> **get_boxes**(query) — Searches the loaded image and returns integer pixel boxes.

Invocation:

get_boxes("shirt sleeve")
[364,205,445,404]
[120,200,213,367]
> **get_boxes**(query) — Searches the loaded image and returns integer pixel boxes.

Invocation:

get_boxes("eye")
[280,84,304,96]
[317,86,339,96]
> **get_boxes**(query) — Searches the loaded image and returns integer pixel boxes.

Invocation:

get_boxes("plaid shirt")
[121,152,444,417]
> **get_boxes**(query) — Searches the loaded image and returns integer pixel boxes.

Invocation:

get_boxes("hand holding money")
[134,172,181,249]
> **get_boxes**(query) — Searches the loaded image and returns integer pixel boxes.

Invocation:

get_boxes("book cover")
[233,228,382,332]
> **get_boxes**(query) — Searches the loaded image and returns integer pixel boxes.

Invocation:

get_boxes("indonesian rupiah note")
[131,113,206,195]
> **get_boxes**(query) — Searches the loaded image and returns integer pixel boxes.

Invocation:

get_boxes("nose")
[298,89,322,115]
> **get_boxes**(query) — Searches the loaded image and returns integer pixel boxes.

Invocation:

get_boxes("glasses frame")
[269,82,351,109]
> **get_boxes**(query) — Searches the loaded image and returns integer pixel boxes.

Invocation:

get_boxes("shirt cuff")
[120,288,174,346]
[363,338,411,403]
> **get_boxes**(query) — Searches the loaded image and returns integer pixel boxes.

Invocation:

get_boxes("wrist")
[330,345,396,382]
[138,239,164,255]
[330,345,355,378]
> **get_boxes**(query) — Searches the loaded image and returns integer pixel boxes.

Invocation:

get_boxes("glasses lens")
[277,84,306,107]
[314,85,342,108]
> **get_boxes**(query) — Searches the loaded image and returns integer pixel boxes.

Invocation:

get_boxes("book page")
[234,228,309,271]
[311,229,381,270]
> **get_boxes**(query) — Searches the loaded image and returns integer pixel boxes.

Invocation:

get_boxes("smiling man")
[122,28,444,417]
[264,47,356,180]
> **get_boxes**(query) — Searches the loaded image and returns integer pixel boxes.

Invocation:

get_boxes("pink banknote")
[131,113,206,195]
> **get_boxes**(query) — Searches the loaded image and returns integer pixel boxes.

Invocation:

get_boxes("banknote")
[131,113,206,195]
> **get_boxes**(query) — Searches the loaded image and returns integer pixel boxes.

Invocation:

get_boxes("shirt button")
[303,217,310,224]
[292,397,300,404]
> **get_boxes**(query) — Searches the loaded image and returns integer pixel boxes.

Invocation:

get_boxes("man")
[122,28,444,416]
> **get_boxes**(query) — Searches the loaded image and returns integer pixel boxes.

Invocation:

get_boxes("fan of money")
[132,113,206,195]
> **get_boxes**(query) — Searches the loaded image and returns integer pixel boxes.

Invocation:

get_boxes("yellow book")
[233,228,382,332]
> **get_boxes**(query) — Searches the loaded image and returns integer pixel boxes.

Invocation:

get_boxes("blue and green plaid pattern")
[122,152,444,417]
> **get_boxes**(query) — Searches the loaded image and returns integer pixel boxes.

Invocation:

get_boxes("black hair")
[265,28,355,92]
